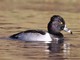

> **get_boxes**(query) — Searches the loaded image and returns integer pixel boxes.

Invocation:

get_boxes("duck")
[10,15,72,43]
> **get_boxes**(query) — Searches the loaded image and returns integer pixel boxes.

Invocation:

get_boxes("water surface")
[0,3,80,60]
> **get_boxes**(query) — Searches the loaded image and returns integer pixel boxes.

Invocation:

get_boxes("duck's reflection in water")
[47,40,70,60]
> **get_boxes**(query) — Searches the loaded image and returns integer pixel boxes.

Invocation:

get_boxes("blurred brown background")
[0,0,80,12]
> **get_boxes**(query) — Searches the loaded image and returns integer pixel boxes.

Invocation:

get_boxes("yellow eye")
[60,22,63,24]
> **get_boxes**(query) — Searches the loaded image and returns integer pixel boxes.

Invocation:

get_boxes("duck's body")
[10,30,52,43]
[10,15,72,43]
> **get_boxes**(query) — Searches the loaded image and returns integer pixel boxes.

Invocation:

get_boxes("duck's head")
[48,15,72,34]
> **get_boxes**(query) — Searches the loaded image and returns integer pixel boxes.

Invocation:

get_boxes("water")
[0,10,80,60]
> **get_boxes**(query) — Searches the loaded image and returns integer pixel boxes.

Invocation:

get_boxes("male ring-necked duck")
[10,15,72,43]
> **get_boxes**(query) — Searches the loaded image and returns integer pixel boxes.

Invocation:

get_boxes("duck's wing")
[10,30,46,39]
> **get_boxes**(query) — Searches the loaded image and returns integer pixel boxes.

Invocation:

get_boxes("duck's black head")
[48,15,65,35]
[48,15,73,36]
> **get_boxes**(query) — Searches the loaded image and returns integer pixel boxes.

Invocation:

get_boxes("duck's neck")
[48,31,64,38]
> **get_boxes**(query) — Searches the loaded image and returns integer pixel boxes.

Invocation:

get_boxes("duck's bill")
[63,25,73,34]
